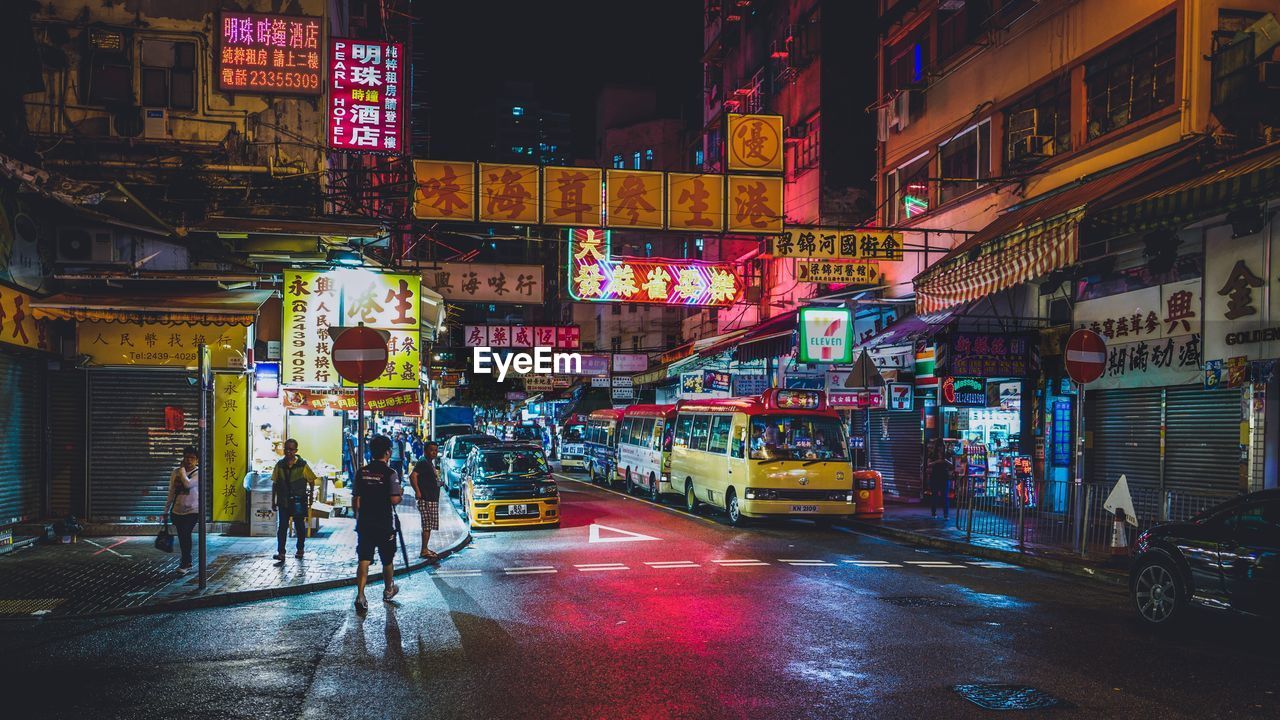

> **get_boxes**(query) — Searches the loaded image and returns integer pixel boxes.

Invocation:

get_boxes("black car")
[1129,489,1280,625]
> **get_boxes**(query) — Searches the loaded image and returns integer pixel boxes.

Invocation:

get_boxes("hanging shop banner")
[612,353,649,372]
[1202,221,1280,364]
[412,160,477,221]
[727,175,784,234]
[424,262,543,304]
[479,163,540,224]
[937,333,1034,378]
[77,320,247,369]
[282,270,420,387]
[218,12,323,95]
[542,167,603,227]
[726,114,784,173]
[282,388,421,415]
[568,228,741,306]
[667,173,725,231]
[577,353,610,376]
[328,38,404,152]
[462,325,580,349]
[796,260,881,285]
[702,370,732,393]
[798,306,854,364]
[605,170,665,229]
[0,285,50,352]
[941,376,987,407]
[212,374,249,523]
[524,375,555,392]
[1074,279,1200,343]
[1091,333,1201,391]
[732,374,770,397]
[769,227,905,261]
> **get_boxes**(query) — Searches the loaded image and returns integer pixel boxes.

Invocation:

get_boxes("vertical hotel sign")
[213,374,248,523]
[219,12,322,94]
[329,38,404,152]
[283,270,421,388]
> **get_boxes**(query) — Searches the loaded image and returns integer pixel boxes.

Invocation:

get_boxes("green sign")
[797,306,854,364]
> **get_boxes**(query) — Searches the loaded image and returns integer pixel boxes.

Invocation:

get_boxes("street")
[2,475,1277,720]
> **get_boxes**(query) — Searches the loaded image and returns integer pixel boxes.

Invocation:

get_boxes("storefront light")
[326,247,364,266]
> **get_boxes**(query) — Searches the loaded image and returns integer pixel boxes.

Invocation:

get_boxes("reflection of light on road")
[945,584,1033,609]
[786,660,869,683]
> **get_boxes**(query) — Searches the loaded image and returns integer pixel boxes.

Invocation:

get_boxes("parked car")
[1129,489,1279,625]
[460,443,560,529]
[440,434,500,494]
[433,423,475,443]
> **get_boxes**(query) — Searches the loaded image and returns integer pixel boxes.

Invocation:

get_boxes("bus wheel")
[685,480,699,513]
[648,475,660,503]
[726,489,745,527]
[589,464,597,484]
[625,468,634,495]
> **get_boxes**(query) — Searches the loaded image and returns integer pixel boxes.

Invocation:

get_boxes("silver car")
[441,434,500,494]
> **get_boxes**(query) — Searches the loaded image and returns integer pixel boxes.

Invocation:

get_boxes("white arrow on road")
[588,523,660,544]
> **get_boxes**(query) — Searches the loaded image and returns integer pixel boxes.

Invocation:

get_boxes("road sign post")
[196,344,212,590]
[1064,329,1106,555]
[330,324,392,513]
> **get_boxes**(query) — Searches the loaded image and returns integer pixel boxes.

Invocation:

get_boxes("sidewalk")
[0,499,469,619]
[845,502,1130,586]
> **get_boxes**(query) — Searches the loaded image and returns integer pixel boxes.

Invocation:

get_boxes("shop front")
[0,284,54,533]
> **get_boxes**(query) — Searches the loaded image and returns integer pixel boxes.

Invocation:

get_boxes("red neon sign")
[329,38,404,153]
[219,12,322,95]
[567,229,742,307]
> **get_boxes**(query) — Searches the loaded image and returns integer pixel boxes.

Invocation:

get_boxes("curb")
[844,520,1129,588]
[17,511,473,621]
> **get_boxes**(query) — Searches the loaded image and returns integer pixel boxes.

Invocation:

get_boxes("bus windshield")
[749,415,848,461]
[561,424,585,443]
[477,451,548,481]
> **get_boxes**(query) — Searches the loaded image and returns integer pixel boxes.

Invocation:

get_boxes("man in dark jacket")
[353,435,403,614]
[271,439,318,561]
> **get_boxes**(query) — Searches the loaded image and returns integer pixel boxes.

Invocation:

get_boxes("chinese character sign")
[542,167,603,227]
[567,229,741,306]
[1203,222,1280,363]
[667,173,725,231]
[283,389,421,415]
[727,175,784,234]
[1074,280,1200,343]
[0,285,50,352]
[424,262,543,304]
[726,114,784,173]
[770,227,904,261]
[479,163,539,224]
[219,12,323,94]
[605,170,664,229]
[939,334,1033,377]
[212,374,248,523]
[1092,334,1201,390]
[329,38,404,152]
[796,261,881,285]
[76,321,247,369]
[413,160,476,221]
[463,326,580,349]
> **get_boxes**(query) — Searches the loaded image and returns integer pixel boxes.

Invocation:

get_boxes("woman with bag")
[166,446,200,574]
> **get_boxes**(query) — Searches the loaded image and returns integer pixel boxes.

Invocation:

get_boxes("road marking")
[504,565,554,571]
[83,538,132,559]
[848,562,904,568]
[905,561,967,568]
[644,561,700,568]
[968,561,1021,569]
[588,523,661,544]
[505,568,558,575]
[430,569,483,577]
[713,559,769,567]
[779,559,838,566]
[575,563,629,572]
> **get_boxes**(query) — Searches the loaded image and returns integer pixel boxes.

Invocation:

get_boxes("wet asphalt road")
[2,474,1278,719]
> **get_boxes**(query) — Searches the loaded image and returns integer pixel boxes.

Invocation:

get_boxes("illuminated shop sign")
[329,38,404,152]
[568,229,741,307]
[797,306,854,364]
[219,12,323,95]
[941,376,987,407]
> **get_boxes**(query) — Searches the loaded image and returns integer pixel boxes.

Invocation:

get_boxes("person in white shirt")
[167,447,200,574]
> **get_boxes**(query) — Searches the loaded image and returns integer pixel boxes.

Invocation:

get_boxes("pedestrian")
[353,434,403,614]
[271,438,318,561]
[388,431,406,476]
[409,441,442,560]
[167,446,200,575]
[927,441,952,520]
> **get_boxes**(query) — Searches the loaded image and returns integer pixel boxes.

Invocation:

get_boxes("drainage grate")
[879,595,959,608]
[0,598,65,616]
[953,684,1065,711]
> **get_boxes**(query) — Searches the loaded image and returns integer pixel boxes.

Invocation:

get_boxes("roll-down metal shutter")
[0,348,45,527]
[868,408,923,499]
[1164,385,1242,495]
[89,370,199,522]
[48,368,86,517]
[1086,388,1161,492]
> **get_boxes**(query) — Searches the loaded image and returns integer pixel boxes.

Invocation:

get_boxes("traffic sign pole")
[1064,328,1106,556]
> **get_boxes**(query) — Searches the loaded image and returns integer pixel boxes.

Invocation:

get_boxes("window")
[644,148,654,169]
[618,418,634,445]
[795,114,820,173]
[1085,14,1176,141]
[639,419,656,449]
[611,337,622,352]
[140,41,196,110]
[87,28,132,105]
[512,106,524,116]
[612,304,621,315]
[694,149,705,168]
[708,415,733,454]
[628,304,637,314]
[633,151,642,169]
[612,154,624,169]
[938,120,990,205]
[748,415,849,461]
[674,414,694,447]
[644,242,653,257]
[936,2,985,65]
[1005,75,1072,165]
[689,416,712,452]
[886,151,930,224]
[884,25,929,94]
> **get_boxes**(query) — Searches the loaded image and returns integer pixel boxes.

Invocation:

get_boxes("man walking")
[271,438,317,562]
[409,441,442,560]
[353,435,403,614]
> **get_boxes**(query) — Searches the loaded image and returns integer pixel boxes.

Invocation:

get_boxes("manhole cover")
[879,595,958,608]
[953,684,1064,710]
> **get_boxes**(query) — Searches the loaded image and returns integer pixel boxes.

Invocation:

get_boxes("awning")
[860,305,963,350]
[914,143,1198,315]
[1096,142,1280,233]
[634,329,749,385]
[696,328,750,358]
[32,289,272,326]
[734,310,798,363]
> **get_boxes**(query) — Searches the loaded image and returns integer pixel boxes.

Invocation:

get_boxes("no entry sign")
[1065,329,1107,385]
[331,326,390,385]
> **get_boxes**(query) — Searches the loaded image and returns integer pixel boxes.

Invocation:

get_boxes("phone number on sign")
[128,351,198,363]
[223,70,321,91]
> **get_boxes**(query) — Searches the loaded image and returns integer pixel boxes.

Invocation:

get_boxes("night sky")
[415,0,703,160]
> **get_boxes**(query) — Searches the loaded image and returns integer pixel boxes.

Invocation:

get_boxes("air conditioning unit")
[1012,135,1053,161]
[142,108,171,139]
[56,227,118,264]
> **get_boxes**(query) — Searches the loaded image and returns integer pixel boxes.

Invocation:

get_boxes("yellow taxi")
[460,443,560,529]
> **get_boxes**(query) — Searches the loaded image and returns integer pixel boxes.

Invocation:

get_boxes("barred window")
[1085,14,1176,140]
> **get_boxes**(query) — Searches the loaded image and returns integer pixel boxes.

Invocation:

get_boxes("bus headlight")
[537,483,558,496]
[744,488,777,500]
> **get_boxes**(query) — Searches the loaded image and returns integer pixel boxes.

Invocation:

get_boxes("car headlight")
[472,486,494,501]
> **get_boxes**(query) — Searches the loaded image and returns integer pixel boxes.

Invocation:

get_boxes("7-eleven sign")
[798,306,854,364]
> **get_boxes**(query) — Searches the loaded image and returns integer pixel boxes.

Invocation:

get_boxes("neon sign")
[329,38,404,152]
[567,229,742,307]
[219,12,322,95]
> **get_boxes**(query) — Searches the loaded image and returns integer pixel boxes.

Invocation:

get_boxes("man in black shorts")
[353,435,403,614]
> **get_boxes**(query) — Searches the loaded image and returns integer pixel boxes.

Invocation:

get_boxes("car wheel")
[589,464,597,484]
[685,480,699,513]
[649,475,660,503]
[1132,557,1185,626]
[726,489,744,527]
